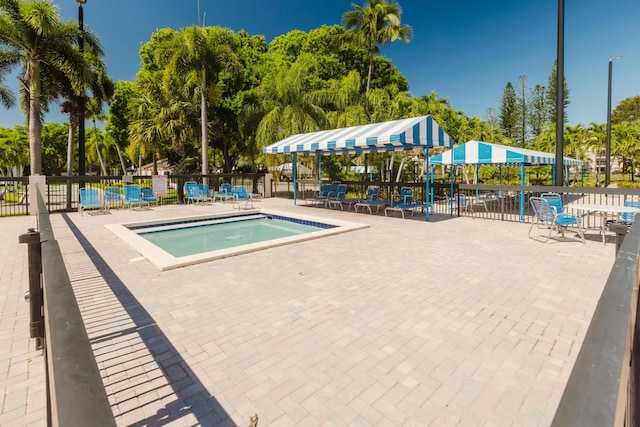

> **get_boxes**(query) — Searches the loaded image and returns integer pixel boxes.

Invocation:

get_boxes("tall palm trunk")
[115,145,127,175]
[28,61,42,175]
[366,55,374,94]
[93,119,107,175]
[66,115,77,176]
[200,67,209,177]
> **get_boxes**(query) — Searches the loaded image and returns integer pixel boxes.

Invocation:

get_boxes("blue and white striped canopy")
[262,116,453,155]
[429,140,583,166]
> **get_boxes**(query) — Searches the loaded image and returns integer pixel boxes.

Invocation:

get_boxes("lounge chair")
[232,186,253,210]
[328,184,357,210]
[141,186,158,205]
[104,186,123,209]
[354,188,389,214]
[529,196,584,243]
[213,183,233,202]
[385,188,422,219]
[123,185,149,209]
[78,188,104,215]
[309,184,332,205]
[184,182,211,205]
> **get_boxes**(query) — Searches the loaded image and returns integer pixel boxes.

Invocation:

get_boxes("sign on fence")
[152,175,168,196]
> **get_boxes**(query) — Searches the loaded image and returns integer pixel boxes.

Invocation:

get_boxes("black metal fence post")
[19,228,43,350]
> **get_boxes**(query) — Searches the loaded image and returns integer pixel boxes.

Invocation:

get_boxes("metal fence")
[0,173,267,216]
[275,180,640,225]
[21,183,116,426]
[0,176,29,216]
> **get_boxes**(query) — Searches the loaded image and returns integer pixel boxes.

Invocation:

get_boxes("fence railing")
[0,176,29,216]
[0,173,266,216]
[278,180,640,225]
[20,181,116,426]
[551,219,640,426]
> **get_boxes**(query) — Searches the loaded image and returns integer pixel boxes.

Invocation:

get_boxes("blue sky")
[1,0,638,129]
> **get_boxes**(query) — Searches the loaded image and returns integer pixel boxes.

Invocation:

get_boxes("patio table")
[567,203,640,244]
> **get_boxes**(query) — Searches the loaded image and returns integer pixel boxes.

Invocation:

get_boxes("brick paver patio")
[1,198,615,426]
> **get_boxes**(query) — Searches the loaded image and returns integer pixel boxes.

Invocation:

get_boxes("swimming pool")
[105,209,368,270]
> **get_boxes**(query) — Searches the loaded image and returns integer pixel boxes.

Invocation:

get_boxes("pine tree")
[545,60,570,125]
[500,82,518,140]
[514,75,528,146]
[529,84,547,138]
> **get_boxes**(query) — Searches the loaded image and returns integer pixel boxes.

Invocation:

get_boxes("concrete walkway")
[1,198,615,426]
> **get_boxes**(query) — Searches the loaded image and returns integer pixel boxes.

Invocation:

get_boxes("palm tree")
[0,50,16,108]
[342,0,412,93]
[586,122,607,185]
[612,122,640,181]
[58,51,111,176]
[0,0,101,175]
[256,57,329,148]
[162,26,241,177]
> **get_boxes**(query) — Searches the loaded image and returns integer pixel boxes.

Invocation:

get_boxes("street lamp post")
[605,55,622,187]
[554,0,565,187]
[77,0,86,178]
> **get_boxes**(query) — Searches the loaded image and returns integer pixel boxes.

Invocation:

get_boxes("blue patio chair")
[123,185,148,209]
[78,188,104,215]
[232,186,253,209]
[213,183,233,202]
[104,186,123,209]
[184,182,211,205]
[355,187,389,214]
[541,192,566,213]
[328,184,356,210]
[385,188,421,219]
[141,186,158,205]
[529,196,584,243]
[309,183,332,205]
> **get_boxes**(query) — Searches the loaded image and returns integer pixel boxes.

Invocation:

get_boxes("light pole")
[77,0,86,178]
[605,55,622,187]
[554,0,565,187]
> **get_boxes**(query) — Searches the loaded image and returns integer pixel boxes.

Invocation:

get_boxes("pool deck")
[1,198,616,426]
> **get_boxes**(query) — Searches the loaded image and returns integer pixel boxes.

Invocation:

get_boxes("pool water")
[136,215,324,257]
[106,209,368,270]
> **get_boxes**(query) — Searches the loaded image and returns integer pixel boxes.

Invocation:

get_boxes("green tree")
[612,95,640,125]
[41,121,67,175]
[106,80,137,174]
[529,84,547,138]
[0,0,102,174]
[545,59,570,126]
[499,81,517,139]
[162,26,242,177]
[256,55,329,149]
[0,50,16,107]
[586,122,607,184]
[0,125,27,175]
[514,75,528,146]
[342,0,412,93]
[612,122,640,181]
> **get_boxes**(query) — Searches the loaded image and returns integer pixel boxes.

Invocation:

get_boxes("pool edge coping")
[104,208,369,271]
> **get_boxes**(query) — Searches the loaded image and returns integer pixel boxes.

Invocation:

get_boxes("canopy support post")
[520,163,525,221]
[449,166,454,216]
[424,148,430,221]
[293,153,297,205]
[317,154,322,193]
